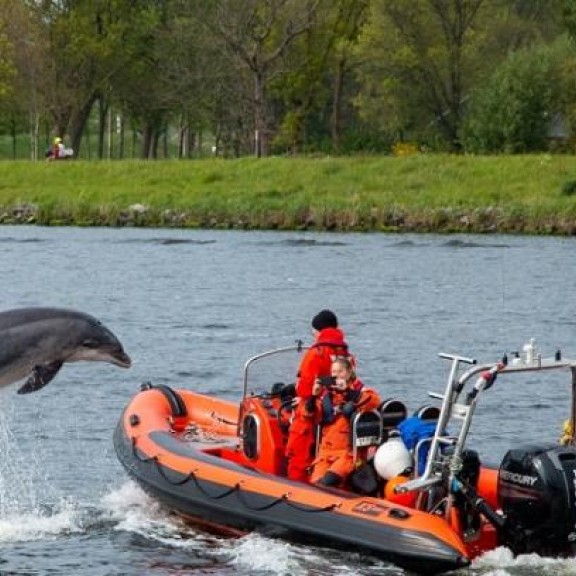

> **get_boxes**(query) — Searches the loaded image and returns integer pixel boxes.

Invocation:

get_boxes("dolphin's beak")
[111,351,132,368]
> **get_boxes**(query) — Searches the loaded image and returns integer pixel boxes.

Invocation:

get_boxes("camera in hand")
[318,376,337,387]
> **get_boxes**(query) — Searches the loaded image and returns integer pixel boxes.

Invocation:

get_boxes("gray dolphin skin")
[0,307,131,394]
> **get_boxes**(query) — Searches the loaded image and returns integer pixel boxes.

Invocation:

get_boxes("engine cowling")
[498,443,576,555]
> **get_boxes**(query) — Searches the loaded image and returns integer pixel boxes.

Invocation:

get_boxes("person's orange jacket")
[307,383,381,485]
[296,327,349,398]
[307,384,382,452]
[286,327,351,482]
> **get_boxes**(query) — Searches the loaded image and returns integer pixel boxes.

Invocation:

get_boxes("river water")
[1,225,576,575]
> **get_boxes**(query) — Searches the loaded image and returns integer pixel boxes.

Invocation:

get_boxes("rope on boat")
[130,437,339,513]
[131,437,157,463]
[281,496,338,513]
[234,488,289,511]
[188,473,239,500]
[156,466,195,486]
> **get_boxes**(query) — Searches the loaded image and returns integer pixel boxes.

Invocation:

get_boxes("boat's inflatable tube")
[115,388,474,575]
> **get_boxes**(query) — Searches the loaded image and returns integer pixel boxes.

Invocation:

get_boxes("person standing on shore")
[285,310,350,482]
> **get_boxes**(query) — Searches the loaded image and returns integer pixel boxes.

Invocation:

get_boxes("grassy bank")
[2,154,576,233]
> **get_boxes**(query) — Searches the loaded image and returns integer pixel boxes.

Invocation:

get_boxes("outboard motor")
[499,443,576,555]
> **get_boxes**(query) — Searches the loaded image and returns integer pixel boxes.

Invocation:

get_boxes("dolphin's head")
[68,319,132,368]
[0,307,133,394]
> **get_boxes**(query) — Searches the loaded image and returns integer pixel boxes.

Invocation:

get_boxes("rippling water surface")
[1,226,576,575]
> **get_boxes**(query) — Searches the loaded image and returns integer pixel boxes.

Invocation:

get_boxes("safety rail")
[397,346,576,497]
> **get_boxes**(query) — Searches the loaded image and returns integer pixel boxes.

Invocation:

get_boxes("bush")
[464,45,558,154]
[562,180,576,196]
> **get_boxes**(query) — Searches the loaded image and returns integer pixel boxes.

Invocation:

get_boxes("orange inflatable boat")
[114,343,576,574]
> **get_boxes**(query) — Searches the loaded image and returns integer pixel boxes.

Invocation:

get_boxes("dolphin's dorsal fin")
[17,361,64,394]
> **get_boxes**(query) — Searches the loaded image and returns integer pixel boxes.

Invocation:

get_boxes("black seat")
[414,404,441,421]
[350,409,384,462]
[379,398,408,430]
[348,410,386,495]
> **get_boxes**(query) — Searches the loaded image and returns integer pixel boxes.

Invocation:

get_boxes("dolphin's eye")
[82,339,99,348]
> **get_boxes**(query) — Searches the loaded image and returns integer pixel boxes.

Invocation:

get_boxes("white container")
[523,338,537,364]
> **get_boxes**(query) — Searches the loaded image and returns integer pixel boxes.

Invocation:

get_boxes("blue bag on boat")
[398,416,438,475]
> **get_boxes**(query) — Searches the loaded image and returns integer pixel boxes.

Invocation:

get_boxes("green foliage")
[464,44,560,153]
[562,179,576,195]
[0,30,15,100]
[354,0,495,151]
[0,1,575,158]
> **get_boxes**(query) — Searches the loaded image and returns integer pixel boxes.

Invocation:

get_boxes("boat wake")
[102,482,576,576]
[468,547,576,575]
[0,466,574,576]
[103,481,399,575]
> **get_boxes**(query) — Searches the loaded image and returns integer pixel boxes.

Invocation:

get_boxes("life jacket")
[296,327,350,398]
[313,384,381,453]
[321,386,362,424]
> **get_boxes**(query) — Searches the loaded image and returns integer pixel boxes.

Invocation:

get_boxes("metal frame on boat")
[402,350,576,491]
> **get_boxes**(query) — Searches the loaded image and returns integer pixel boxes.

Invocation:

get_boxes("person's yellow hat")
[54,137,62,144]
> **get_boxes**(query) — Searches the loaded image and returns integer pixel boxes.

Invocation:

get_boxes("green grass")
[1,154,576,233]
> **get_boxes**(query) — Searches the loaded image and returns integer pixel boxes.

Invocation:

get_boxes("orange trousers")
[310,449,355,485]
[286,417,315,482]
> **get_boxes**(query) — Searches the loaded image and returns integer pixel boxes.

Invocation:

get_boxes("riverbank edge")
[3,155,576,234]
[1,202,575,235]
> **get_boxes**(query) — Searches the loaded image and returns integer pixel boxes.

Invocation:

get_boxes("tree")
[0,1,50,159]
[464,45,556,152]
[270,0,371,153]
[0,2,15,101]
[200,0,323,157]
[465,36,576,153]
[355,0,491,152]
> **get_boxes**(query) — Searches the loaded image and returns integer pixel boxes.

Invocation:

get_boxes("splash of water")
[228,533,305,574]
[101,480,227,549]
[0,393,83,542]
[0,397,47,515]
[471,546,576,575]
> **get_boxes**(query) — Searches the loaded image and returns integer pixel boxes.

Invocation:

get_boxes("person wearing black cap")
[285,309,351,482]
[311,309,338,332]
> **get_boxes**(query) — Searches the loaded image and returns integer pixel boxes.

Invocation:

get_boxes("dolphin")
[0,307,131,394]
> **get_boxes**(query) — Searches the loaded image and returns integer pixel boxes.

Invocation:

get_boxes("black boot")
[317,471,342,487]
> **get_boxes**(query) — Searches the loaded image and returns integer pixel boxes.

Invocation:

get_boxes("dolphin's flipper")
[17,361,64,394]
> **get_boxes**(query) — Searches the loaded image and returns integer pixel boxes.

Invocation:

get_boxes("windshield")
[242,345,307,399]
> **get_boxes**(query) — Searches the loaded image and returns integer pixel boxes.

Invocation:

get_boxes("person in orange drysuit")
[285,310,350,482]
[308,356,381,487]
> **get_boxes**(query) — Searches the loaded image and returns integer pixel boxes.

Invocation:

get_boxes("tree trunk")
[97,96,108,159]
[162,128,168,158]
[141,124,153,159]
[10,115,17,160]
[69,94,97,158]
[253,71,267,157]
[178,114,187,158]
[118,113,125,159]
[30,112,40,161]
[331,57,345,153]
[141,122,161,159]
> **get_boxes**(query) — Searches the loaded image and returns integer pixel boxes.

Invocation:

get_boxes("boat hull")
[114,387,472,574]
